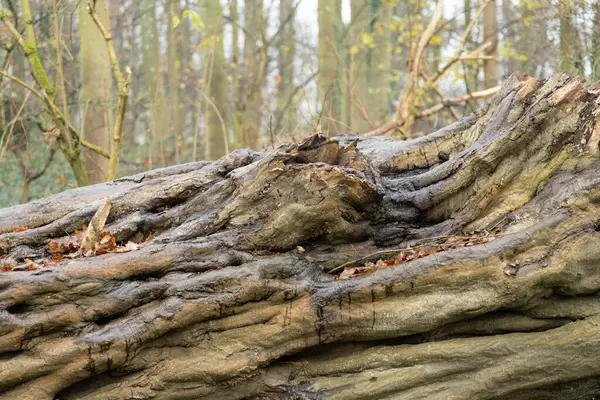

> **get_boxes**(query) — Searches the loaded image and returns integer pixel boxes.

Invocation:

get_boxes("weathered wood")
[1,73,600,399]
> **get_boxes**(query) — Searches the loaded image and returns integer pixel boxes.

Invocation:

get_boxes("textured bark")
[2,74,600,399]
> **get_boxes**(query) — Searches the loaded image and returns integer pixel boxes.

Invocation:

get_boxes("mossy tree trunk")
[202,0,228,160]
[79,0,112,183]
[141,0,168,169]
[2,74,600,399]
[318,0,343,135]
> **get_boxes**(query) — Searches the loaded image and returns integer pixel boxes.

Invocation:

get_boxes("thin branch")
[0,4,54,96]
[87,1,131,180]
[0,71,107,159]
[418,86,500,118]
[426,0,492,87]
[0,70,46,102]
[199,90,230,155]
[86,1,124,85]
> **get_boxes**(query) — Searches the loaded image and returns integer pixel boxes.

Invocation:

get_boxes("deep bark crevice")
[2,74,600,399]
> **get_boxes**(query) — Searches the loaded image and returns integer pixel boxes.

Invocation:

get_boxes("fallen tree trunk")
[2,74,600,399]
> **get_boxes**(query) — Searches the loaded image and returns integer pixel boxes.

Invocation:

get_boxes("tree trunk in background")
[502,0,517,75]
[174,0,187,162]
[558,2,584,76]
[3,75,600,399]
[230,0,242,148]
[463,0,478,91]
[592,1,600,81]
[369,0,391,127]
[349,0,370,132]
[167,0,183,164]
[79,0,111,183]
[483,0,498,88]
[239,0,264,151]
[277,0,297,136]
[202,0,228,160]
[318,0,342,135]
[335,0,348,129]
[515,0,533,74]
[142,0,168,169]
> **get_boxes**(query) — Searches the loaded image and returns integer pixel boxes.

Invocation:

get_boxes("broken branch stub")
[1,74,600,399]
[79,196,111,255]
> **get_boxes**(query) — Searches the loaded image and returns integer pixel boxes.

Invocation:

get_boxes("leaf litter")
[331,233,500,280]
[2,197,141,272]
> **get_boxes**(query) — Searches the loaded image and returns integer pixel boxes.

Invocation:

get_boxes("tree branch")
[87,0,131,180]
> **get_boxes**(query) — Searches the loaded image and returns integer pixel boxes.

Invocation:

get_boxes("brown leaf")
[2,263,15,272]
[100,233,112,245]
[24,258,38,271]
[114,241,139,253]
[339,267,360,280]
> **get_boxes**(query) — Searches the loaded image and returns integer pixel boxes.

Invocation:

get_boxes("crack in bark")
[0,74,600,399]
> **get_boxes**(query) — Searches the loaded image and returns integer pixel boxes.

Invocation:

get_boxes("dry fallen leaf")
[113,241,139,253]
[2,263,15,272]
[339,267,360,280]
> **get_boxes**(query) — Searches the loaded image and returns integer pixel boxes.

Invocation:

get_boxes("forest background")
[0,0,598,207]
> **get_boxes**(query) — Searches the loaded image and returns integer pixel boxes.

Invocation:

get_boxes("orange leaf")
[2,263,15,272]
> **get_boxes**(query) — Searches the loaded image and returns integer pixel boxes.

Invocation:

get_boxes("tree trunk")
[558,3,584,76]
[142,0,168,169]
[501,0,517,75]
[318,0,343,135]
[349,0,370,132]
[167,0,184,164]
[2,74,600,399]
[202,0,228,160]
[463,0,478,92]
[483,0,498,88]
[79,0,112,183]
[277,0,297,135]
[240,0,264,151]
[592,0,600,81]
[369,0,391,128]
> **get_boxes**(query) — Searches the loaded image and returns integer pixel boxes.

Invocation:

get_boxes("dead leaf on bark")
[334,233,500,279]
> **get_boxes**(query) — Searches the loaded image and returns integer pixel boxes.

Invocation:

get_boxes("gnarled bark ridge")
[2,74,600,399]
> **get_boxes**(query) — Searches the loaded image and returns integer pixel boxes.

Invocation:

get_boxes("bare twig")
[418,86,500,117]
[87,0,131,180]
[199,90,230,155]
